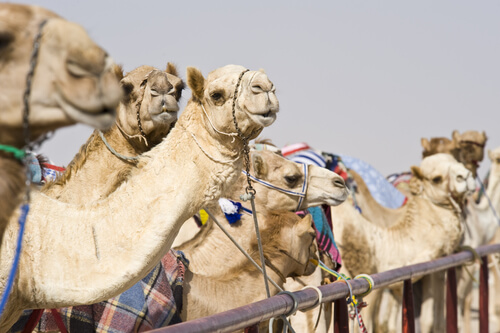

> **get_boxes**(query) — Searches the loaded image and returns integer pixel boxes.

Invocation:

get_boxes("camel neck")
[2,112,244,309]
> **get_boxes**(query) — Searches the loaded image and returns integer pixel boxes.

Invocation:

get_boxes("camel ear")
[258,68,266,74]
[482,131,488,143]
[187,67,205,101]
[120,76,134,99]
[112,64,124,80]
[452,130,460,144]
[421,138,430,151]
[410,166,424,180]
[251,152,267,178]
[165,62,179,77]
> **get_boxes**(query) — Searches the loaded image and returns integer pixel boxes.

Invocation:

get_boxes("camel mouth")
[151,110,178,124]
[55,94,116,130]
[250,110,277,128]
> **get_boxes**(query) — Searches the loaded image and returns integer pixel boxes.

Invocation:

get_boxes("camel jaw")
[248,110,277,128]
[54,94,116,130]
[151,110,178,124]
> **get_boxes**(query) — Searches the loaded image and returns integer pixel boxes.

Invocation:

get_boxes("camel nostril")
[334,178,346,188]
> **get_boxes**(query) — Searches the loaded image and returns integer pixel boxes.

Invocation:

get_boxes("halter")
[241,162,309,211]
[459,140,485,148]
[0,19,47,318]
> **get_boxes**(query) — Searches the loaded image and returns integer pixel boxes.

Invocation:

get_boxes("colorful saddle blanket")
[339,154,407,209]
[11,250,188,333]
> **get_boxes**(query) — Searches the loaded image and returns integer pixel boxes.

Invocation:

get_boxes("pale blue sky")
[13,0,500,177]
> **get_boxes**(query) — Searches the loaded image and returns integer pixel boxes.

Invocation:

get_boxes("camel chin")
[54,94,116,130]
[151,111,178,124]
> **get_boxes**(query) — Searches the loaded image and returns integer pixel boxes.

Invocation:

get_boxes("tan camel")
[178,211,317,325]
[0,3,122,249]
[0,64,279,331]
[417,131,491,332]
[42,63,184,203]
[173,149,348,247]
[172,148,348,332]
[332,154,475,333]
[21,148,347,331]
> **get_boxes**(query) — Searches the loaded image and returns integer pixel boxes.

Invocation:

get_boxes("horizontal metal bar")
[149,243,500,333]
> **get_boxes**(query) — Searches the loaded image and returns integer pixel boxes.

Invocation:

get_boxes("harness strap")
[242,163,309,211]
[0,145,26,160]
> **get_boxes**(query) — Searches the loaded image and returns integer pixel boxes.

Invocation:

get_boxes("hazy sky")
[13,0,500,177]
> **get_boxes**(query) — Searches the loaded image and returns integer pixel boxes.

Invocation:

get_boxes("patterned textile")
[41,163,65,183]
[11,250,188,333]
[283,143,343,269]
[339,154,407,209]
[307,206,342,267]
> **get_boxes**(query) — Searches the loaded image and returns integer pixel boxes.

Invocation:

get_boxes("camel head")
[421,137,455,158]
[116,63,184,146]
[258,212,317,278]
[410,153,475,208]
[0,4,122,145]
[452,130,488,177]
[245,150,348,210]
[187,65,279,140]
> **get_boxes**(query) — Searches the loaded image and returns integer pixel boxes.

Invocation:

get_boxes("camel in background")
[0,3,122,247]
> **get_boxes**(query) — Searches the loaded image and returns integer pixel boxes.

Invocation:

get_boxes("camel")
[332,154,475,333]
[173,148,348,247]
[15,148,348,331]
[0,64,279,331]
[42,63,184,203]
[0,3,122,249]
[178,210,317,327]
[421,130,488,178]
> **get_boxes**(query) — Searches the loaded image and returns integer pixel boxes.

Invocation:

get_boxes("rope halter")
[241,162,309,211]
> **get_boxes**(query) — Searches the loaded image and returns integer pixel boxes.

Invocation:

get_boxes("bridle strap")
[242,162,309,211]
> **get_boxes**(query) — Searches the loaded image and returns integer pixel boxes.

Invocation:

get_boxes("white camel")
[0,64,279,331]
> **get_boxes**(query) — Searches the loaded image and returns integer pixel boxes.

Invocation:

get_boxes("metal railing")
[149,243,500,333]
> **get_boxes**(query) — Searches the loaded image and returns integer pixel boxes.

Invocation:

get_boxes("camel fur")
[178,211,317,326]
[42,63,184,203]
[332,154,475,332]
[0,3,122,250]
[0,64,279,331]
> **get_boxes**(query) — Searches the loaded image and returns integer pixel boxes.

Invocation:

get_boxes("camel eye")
[150,89,159,97]
[210,91,223,100]
[456,175,465,182]
[285,175,299,186]
[432,176,443,184]
[66,61,92,78]
[496,158,500,164]
[251,85,263,93]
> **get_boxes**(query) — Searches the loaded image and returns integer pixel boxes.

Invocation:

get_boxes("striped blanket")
[11,250,188,333]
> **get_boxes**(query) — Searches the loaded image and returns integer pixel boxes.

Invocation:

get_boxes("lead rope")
[230,70,294,332]
[230,70,272,299]
[0,19,47,317]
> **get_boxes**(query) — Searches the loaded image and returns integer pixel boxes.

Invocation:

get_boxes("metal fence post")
[402,279,415,333]
[479,255,489,333]
[334,297,349,333]
[446,267,458,333]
